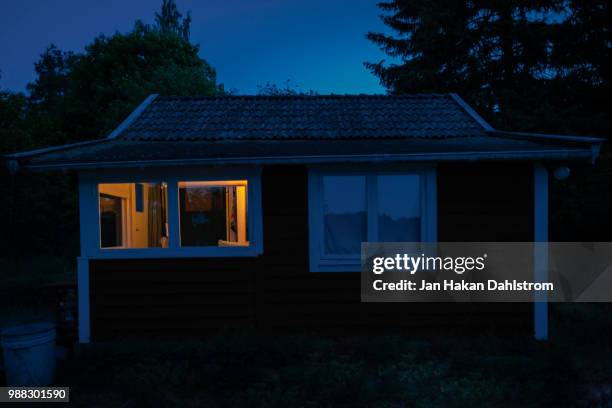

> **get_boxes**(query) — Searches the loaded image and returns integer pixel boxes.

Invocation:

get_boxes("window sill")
[310,258,362,272]
[87,246,262,259]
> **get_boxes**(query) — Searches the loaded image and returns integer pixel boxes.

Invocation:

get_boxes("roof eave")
[490,129,605,144]
[4,138,108,175]
[4,94,159,174]
[19,148,597,172]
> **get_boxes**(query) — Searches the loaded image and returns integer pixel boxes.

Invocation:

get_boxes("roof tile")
[118,94,486,141]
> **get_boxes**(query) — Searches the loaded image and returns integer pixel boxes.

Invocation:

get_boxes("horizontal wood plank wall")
[437,162,533,241]
[89,163,534,339]
[89,258,257,338]
[436,162,534,328]
[257,164,531,332]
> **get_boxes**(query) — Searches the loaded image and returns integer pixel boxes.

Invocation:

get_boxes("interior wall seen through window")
[98,183,168,249]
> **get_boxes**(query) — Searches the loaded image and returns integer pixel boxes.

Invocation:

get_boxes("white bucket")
[1,322,56,386]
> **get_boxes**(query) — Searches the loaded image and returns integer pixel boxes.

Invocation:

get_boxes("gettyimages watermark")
[361,242,612,302]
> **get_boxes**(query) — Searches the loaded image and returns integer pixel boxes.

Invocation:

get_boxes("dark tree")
[0,0,220,257]
[155,0,192,41]
[27,45,77,109]
[257,80,317,96]
[64,22,218,139]
[366,0,565,130]
[367,1,612,240]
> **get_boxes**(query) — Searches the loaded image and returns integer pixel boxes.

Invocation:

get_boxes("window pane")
[100,194,123,248]
[377,175,420,241]
[323,175,366,254]
[179,181,249,247]
[98,183,168,249]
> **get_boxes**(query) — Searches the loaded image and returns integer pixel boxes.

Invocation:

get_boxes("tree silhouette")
[155,0,192,41]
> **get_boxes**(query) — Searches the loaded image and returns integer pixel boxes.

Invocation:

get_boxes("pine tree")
[366,1,612,241]
[365,1,564,129]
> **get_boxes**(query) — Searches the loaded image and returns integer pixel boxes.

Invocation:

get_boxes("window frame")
[308,165,437,272]
[78,167,263,259]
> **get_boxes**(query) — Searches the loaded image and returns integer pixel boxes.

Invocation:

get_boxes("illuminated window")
[178,181,249,247]
[98,183,168,249]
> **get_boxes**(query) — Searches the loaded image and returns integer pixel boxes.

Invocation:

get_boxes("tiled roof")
[118,94,487,141]
[8,94,603,170]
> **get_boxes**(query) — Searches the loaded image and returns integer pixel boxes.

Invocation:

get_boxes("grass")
[2,257,612,407]
[51,304,612,408]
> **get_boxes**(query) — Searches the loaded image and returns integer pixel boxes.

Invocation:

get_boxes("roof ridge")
[155,93,452,100]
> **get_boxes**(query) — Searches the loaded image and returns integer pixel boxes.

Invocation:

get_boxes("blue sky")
[0,0,391,94]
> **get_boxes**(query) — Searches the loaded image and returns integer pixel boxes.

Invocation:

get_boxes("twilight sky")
[0,0,391,94]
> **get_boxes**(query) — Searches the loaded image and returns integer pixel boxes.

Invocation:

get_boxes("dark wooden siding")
[89,258,258,337]
[89,163,534,339]
[437,162,533,241]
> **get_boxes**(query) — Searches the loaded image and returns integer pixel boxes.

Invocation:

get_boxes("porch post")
[77,175,95,343]
[77,257,90,343]
[534,163,549,340]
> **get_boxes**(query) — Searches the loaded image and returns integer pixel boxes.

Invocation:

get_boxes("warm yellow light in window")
[178,180,247,188]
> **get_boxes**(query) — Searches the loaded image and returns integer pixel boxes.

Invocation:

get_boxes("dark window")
[99,194,123,248]
[322,175,366,254]
[135,183,144,212]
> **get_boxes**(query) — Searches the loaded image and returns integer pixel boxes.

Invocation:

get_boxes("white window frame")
[308,165,437,272]
[78,167,263,259]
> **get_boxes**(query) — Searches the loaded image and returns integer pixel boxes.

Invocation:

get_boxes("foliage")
[54,306,612,408]
[0,0,220,257]
[0,91,29,153]
[367,0,612,240]
[3,256,611,407]
[155,0,192,41]
[257,79,317,96]
[0,256,75,327]
[62,22,218,139]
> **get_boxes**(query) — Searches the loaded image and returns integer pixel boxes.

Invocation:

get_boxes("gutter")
[449,92,604,164]
[4,138,108,175]
[490,130,604,164]
[20,148,597,171]
[490,130,605,144]
[5,94,159,174]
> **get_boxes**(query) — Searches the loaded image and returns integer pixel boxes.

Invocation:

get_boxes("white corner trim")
[77,257,90,343]
[534,163,549,341]
[449,93,495,131]
[107,94,158,139]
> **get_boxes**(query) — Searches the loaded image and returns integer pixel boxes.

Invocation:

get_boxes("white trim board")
[534,163,549,341]
[449,93,495,131]
[107,94,158,139]
[77,257,90,344]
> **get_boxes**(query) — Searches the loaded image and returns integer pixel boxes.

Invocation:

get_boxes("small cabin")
[8,94,602,342]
